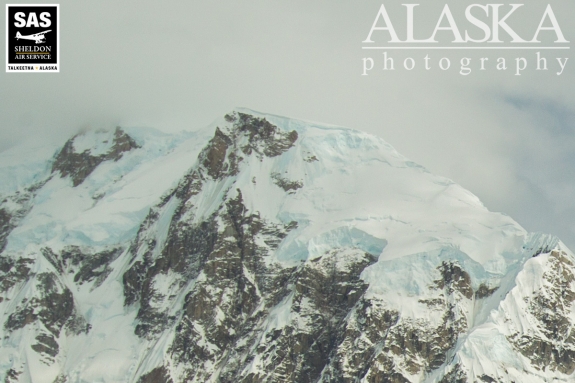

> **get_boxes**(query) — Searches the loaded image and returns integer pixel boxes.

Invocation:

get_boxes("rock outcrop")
[52,127,139,186]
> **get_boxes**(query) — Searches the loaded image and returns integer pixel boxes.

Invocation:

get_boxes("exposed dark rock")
[0,209,11,254]
[41,246,123,288]
[118,113,400,382]
[5,273,77,337]
[173,170,204,202]
[65,308,91,336]
[52,127,139,187]
[70,247,122,286]
[532,246,553,258]
[438,363,467,383]
[319,262,472,382]
[123,113,299,346]
[361,304,464,381]
[31,333,59,358]
[0,256,33,294]
[304,155,318,162]
[201,127,234,179]
[129,209,221,337]
[123,260,147,307]
[224,113,237,123]
[52,375,68,383]
[241,251,378,383]
[234,112,298,158]
[436,261,474,300]
[4,304,36,332]
[35,273,75,336]
[103,112,528,382]
[138,366,173,383]
[322,299,400,383]
[195,113,297,182]
[129,215,219,338]
[475,283,499,299]
[0,189,36,254]
[478,374,498,382]
[168,192,300,381]
[111,127,140,157]
[3,112,575,383]
[51,138,103,187]
[271,172,303,192]
[508,250,575,374]
[126,207,161,266]
[418,297,444,307]
[319,260,472,383]
[4,368,21,383]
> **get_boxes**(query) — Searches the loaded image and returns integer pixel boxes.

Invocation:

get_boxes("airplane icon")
[15,30,51,44]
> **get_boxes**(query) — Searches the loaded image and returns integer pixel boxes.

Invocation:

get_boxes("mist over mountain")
[0,109,573,383]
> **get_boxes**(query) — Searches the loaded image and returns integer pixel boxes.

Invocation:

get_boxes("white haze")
[1,0,574,249]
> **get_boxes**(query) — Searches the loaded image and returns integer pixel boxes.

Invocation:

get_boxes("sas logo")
[6,4,60,73]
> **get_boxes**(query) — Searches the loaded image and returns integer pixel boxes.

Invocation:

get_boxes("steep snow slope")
[0,109,573,383]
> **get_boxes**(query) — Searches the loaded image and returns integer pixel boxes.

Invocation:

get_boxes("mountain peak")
[0,110,573,382]
[51,127,140,187]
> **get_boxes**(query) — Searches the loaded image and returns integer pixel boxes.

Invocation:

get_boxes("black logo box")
[6,4,58,65]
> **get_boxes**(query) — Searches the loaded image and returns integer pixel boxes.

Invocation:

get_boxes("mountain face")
[0,109,574,383]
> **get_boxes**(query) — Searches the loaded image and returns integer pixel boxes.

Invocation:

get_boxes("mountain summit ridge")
[0,109,572,382]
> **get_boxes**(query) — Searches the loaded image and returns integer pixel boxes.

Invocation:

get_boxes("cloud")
[1,0,574,248]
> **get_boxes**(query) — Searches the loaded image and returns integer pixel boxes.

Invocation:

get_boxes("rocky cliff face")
[0,110,574,382]
[51,127,139,187]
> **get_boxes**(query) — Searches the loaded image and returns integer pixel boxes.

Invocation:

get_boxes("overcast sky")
[2,0,575,249]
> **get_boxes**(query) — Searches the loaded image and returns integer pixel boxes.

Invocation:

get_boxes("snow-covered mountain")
[0,109,573,383]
